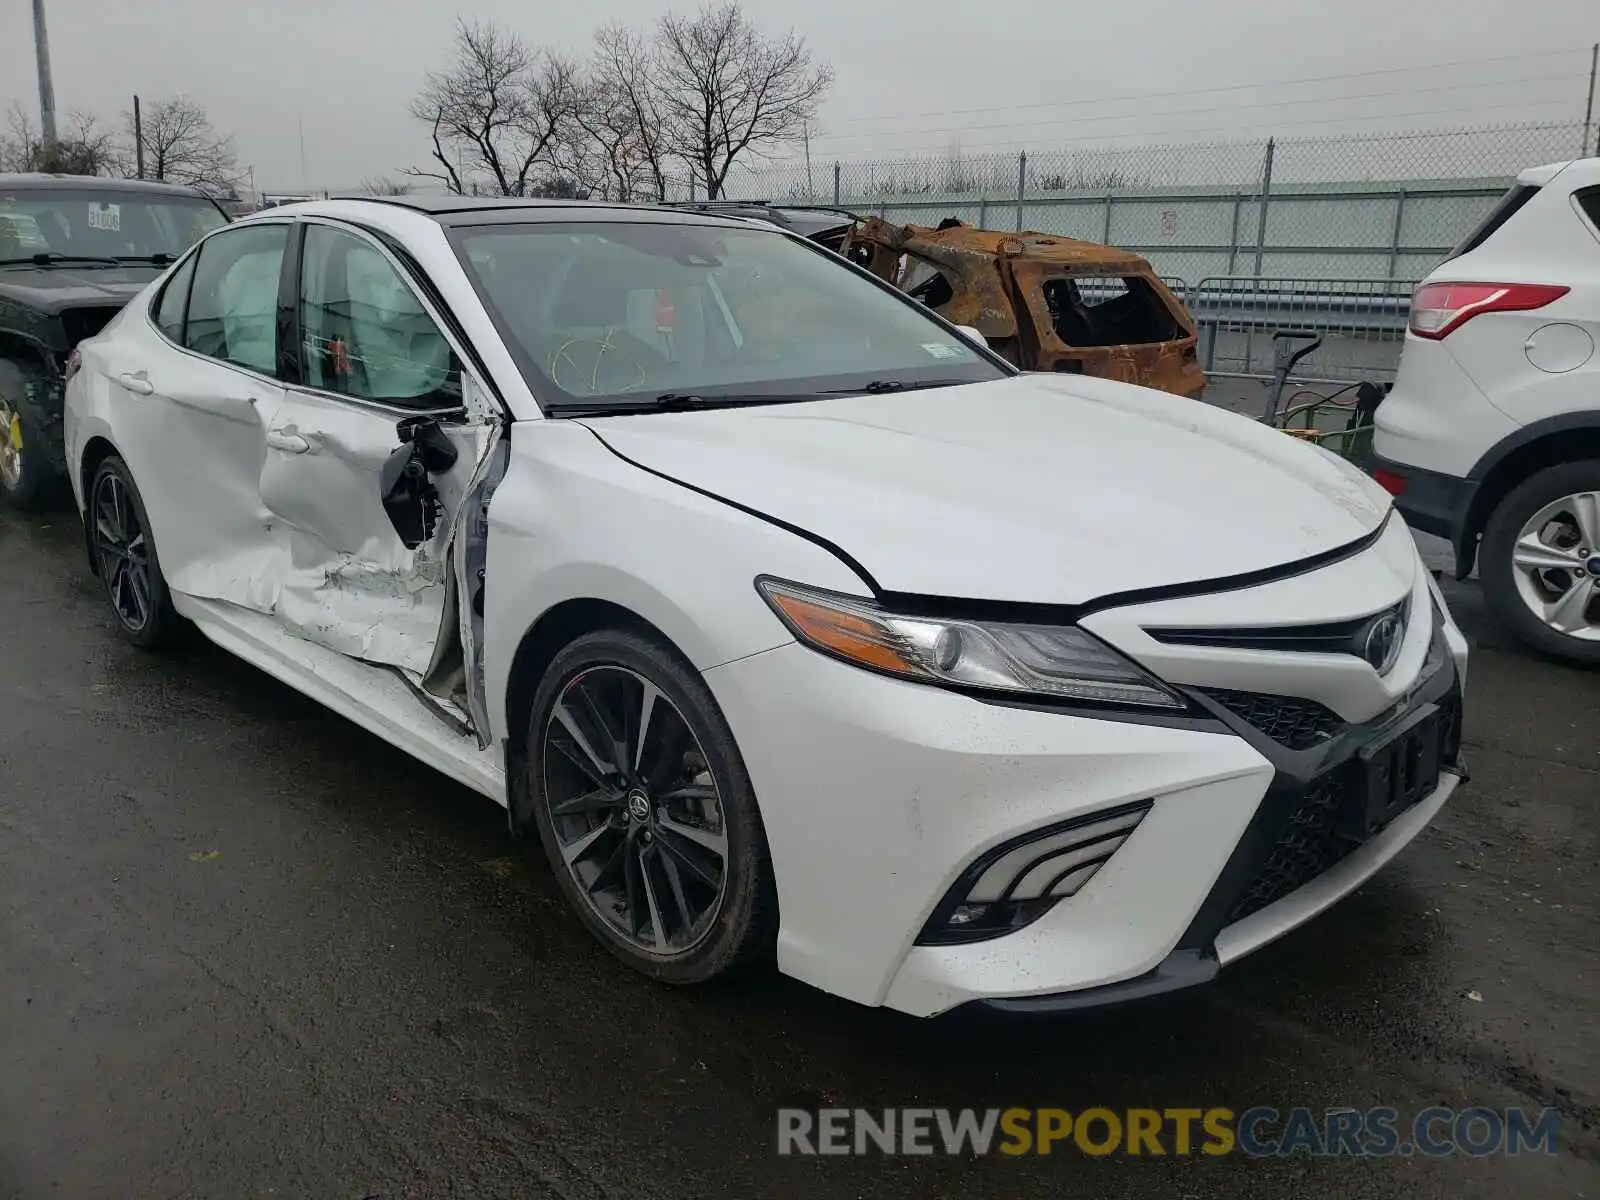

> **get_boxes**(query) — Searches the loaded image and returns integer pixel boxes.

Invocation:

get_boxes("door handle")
[265,430,311,454]
[117,372,154,395]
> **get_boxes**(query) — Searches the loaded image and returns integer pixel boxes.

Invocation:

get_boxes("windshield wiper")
[548,392,819,417]
[824,378,971,395]
[641,391,818,411]
[0,252,124,268]
[113,253,177,265]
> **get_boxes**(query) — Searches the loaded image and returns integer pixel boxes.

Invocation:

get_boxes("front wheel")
[0,362,59,511]
[1479,459,1600,666]
[88,455,181,649]
[523,628,777,984]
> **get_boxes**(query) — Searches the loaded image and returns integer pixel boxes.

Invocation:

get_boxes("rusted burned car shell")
[841,218,1205,399]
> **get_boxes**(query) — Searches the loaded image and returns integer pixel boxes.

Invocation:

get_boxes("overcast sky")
[2,0,1595,191]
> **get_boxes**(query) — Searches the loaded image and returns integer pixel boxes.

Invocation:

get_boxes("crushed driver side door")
[253,218,504,729]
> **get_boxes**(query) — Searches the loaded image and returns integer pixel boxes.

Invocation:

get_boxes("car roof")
[1515,156,1600,188]
[309,194,781,230]
[0,172,216,199]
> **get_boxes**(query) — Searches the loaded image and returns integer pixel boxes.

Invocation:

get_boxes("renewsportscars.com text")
[776,1106,1560,1158]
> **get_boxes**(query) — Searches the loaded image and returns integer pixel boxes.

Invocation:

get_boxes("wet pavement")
[2,504,1596,1200]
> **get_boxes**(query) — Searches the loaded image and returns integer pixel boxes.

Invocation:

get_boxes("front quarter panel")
[482,418,872,748]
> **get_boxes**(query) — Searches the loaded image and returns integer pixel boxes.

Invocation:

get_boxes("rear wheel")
[88,455,180,649]
[523,628,777,984]
[1479,459,1600,666]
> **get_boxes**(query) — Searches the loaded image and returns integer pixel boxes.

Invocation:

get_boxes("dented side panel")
[252,389,494,677]
[104,350,288,612]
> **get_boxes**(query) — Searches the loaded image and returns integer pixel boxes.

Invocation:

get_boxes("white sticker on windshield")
[87,202,121,232]
[921,342,964,360]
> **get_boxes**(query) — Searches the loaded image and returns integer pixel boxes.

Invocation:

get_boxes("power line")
[818,46,1589,130]
[810,72,1575,145]
[808,101,1582,159]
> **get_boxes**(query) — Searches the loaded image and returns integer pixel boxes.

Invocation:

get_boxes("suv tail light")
[64,347,83,381]
[1409,282,1568,340]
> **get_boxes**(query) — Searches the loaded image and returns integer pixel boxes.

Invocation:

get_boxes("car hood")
[578,374,1393,605]
[0,265,160,314]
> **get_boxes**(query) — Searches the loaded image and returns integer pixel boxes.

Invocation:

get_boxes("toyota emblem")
[1360,612,1404,674]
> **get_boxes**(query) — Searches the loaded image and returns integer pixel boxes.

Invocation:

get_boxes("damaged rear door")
[254,218,504,731]
[107,221,291,599]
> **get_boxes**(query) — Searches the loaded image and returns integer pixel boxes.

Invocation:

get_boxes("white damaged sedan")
[63,197,1469,1016]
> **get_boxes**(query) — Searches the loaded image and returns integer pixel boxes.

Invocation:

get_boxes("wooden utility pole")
[134,95,146,179]
[32,0,57,149]
[1584,42,1598,158]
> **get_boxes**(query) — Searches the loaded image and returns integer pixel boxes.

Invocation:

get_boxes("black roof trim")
[0,172,216,199]
[319,194,752,222]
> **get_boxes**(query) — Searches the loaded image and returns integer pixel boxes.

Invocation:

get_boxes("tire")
[0,360,61,512]
[87,455,181,650]
[1479,458,1600,666]
[523,627,777,984]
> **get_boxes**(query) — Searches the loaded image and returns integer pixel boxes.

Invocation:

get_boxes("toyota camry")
[63,196,1468,1015]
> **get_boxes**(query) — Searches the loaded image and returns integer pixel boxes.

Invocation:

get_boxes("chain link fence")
[718,121,1590,284]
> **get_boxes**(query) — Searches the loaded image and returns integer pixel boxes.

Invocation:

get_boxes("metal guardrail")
[1183,276,1417,386]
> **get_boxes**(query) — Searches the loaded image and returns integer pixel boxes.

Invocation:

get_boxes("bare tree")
[406,19,583,197]
[563,73,652,201]
[126,96,240,194]
[579,23,673,201]
[359,175,414,196]
[1,105,124,176]
[653,4,832,199]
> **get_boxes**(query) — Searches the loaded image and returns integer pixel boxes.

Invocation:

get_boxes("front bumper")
[16,372,68,479]
[705,564,1466,1017]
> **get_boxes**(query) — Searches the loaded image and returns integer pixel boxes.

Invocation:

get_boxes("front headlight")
[756,577,1185,709]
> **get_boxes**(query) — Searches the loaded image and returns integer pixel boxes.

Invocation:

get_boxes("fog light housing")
[917,800,1154,946]
[937,898,1061,940]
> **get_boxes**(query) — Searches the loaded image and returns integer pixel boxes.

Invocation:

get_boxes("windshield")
[0,188,228,262]
[451,220,1008,410]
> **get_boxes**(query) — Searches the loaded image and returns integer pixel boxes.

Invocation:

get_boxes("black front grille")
[1147,596,1408,656]
[1224,770,1355,925]
[1200,688,1346,751]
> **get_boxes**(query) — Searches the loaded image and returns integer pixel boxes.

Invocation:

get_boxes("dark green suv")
[0,174,229,508]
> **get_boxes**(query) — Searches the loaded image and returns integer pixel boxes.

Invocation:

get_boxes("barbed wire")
[706,119,1592,283]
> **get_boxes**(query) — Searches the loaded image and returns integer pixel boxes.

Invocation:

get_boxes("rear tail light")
[1408,282,1568,340]
[1372,467,1408,496]
[64,347,82,381]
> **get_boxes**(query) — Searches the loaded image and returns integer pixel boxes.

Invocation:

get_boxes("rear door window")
[184,224,289,374]
[153,252,198,341]
[1576,188,1600,236]
[1043,276,1184,347]
[1447,183,1540,260]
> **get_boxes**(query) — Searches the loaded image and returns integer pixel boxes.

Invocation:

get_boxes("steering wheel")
[546,329,660,396]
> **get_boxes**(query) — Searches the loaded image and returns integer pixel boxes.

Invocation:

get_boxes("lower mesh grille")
[1224,771,1356,925]
[1201,688,1346,751]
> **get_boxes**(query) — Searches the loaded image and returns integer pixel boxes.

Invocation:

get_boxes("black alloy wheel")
[89,456,177,648]
[526,629,776,983]
[543,663,729,953]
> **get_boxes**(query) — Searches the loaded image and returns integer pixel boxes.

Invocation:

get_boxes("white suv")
[1373,157,1600,664]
